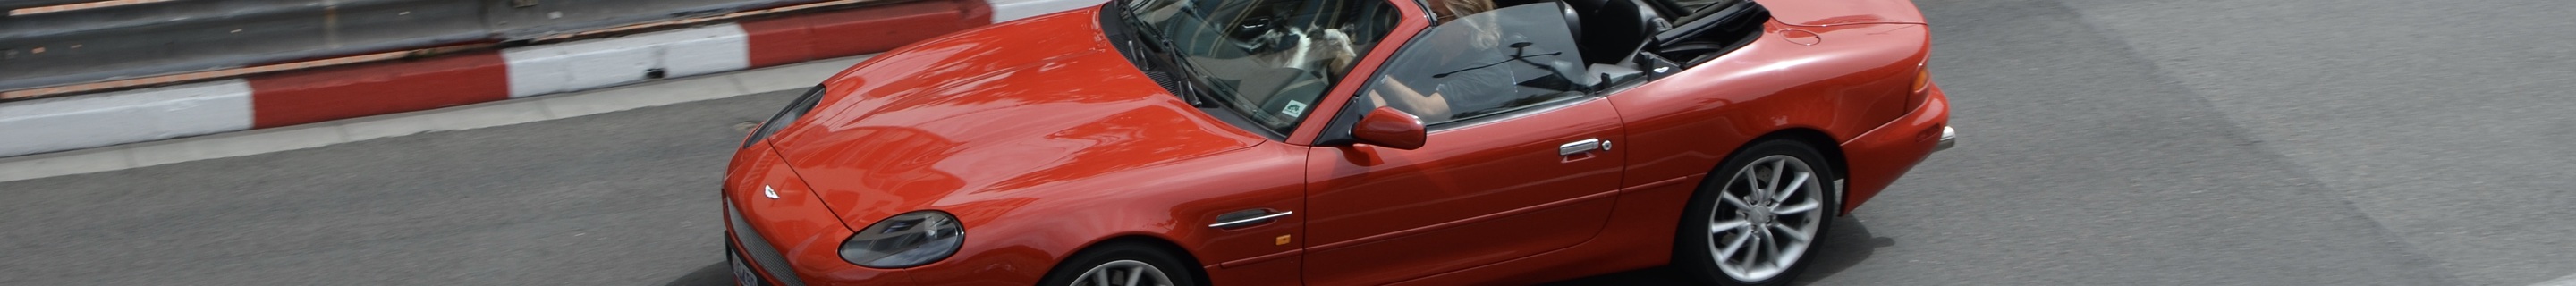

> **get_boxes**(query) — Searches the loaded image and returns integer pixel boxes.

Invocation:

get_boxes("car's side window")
[1356,3,1592,126]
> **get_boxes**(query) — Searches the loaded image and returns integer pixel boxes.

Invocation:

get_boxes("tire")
[1674,139,1839,286]
[1038,243,1201,286]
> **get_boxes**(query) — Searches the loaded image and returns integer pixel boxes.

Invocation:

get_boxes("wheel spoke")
[1771,223,1814,243]
[1766,159,1787,192]
[1735,176,1764,198]
[1776,172,1810,201]
[1720,193,1755,210]
[1089,268,1109,286]
[1718,231,1753,259]
[1757,232,1781,268]
[1744,235,1769,270]
[1124,265,1145,286]
[1770,234,1796,269]
[1711,219,1752,235]
[1773,201,1820,215]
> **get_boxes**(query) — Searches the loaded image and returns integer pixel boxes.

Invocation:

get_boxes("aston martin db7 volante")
[722,0,1953,284]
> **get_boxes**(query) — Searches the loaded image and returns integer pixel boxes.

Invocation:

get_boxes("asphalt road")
[5,0,2573,285]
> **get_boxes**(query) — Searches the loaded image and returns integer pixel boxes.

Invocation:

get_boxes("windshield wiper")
[1140,32,1233,109]
[1162,52,1233,109]
[1120,12,1225,107]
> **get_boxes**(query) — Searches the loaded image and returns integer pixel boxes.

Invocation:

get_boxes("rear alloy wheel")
[1041,243,1199,286]
[1677,140,1836,285]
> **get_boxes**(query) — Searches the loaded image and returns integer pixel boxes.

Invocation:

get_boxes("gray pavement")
[0,55,869,183]
[1569,0,2576,284]
[4,0,2574,285]
[0,88,796,285]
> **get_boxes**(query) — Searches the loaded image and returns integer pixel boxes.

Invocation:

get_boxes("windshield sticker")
[1283,101,1309,116]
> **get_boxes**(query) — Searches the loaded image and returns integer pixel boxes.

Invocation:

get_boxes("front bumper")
[725,195,922,285]
[728,239,770,286]
[727,200,807,286]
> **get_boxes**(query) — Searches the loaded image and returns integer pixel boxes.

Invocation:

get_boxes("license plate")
[728,249,763,286]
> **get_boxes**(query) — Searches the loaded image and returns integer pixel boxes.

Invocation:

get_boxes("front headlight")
[840,211,965,268]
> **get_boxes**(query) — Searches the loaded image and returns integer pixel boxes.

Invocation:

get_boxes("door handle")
[1558,139,1609,156]
[1210,209,1293,229]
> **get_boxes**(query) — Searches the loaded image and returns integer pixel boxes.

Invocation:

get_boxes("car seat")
[1563,0,1660,66]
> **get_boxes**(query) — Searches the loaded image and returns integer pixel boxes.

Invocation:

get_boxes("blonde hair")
[1430,0,1496,23]
[1428,0,1502,50]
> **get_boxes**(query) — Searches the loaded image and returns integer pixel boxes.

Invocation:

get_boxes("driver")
[1358,0,1506,123]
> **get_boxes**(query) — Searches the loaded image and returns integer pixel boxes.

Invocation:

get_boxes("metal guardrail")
[0,0,859,92]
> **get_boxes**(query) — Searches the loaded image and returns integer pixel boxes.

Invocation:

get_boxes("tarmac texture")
[4,0,2572,284]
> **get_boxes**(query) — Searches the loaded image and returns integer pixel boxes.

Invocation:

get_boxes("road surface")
[5,0,2572,284]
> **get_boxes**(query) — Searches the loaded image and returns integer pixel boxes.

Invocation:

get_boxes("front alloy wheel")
[1072,260,1174,286]
[1040,243,1199,286]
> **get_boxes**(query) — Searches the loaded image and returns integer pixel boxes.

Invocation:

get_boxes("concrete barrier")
[0,80,254,156]
[0,0,839,92]
[0,0,1106,158]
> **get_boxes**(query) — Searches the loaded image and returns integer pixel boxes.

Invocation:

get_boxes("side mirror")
[1352,106,1428,150]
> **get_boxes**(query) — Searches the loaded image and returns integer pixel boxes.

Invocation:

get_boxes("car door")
[1299,4,1626,284]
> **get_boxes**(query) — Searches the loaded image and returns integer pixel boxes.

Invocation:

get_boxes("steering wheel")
[1226,3,1303,54]
[1230,15,1276,42]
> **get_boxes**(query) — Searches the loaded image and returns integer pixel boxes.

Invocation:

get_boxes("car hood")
[766,9,1267,227]
[1753,0,1927,27]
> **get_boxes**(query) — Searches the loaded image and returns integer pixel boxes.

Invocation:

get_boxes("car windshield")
[1117,0,1399,133]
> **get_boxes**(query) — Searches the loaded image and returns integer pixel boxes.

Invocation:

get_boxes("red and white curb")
[0,0,1104,181]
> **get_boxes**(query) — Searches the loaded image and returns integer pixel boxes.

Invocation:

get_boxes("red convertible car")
[722,0,1951,284]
